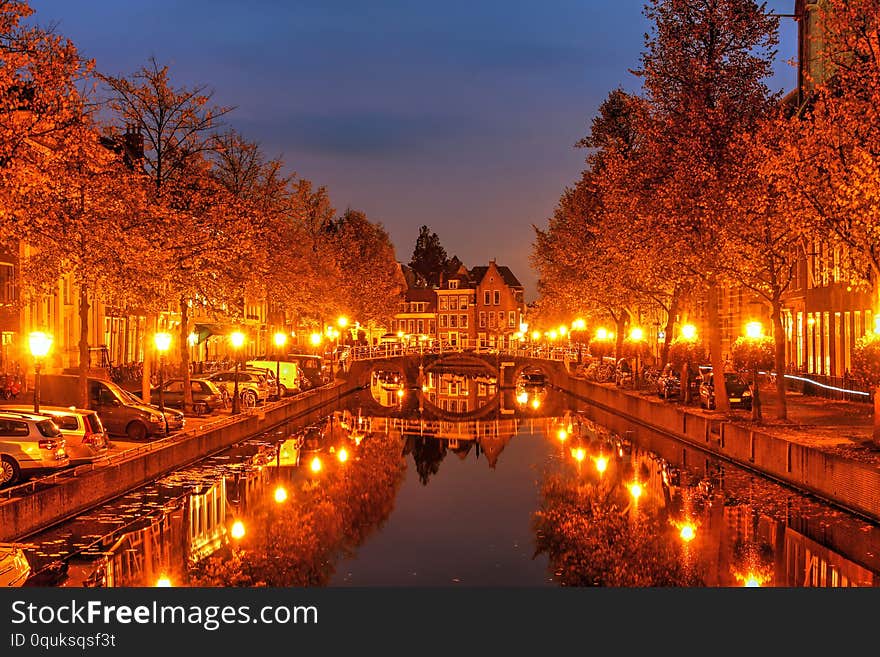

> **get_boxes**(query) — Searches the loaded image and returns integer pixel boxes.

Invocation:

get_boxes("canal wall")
[558,376,880,524]
[0,381,363,542]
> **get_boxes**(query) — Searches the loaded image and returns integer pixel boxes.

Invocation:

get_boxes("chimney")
[122,123,145,166]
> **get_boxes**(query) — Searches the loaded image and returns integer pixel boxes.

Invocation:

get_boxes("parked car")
[0,405,108,465]
[0,410,69,486]
[206,370,270,406]
[39,374,179,441]
[147,378,225,413]
[699,371,753,410]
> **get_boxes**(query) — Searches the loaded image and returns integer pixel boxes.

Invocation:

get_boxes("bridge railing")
[346,343,578,364]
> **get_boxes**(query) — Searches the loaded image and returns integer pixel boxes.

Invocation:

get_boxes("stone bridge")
[343,351,571,392]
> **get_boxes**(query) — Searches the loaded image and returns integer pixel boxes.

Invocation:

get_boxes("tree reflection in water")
[403,434,448,485]
[532,464,706,587]
[190,434,405,586]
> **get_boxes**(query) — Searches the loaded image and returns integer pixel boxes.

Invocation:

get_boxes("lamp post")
[230,331,245,413]
[28,331,52,414]
[273,331,287,399]
[154,332,171,430]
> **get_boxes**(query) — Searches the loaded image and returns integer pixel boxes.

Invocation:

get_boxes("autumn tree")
[11,122,146,408]
[327,208,403,330]
[100,57,234,410]
[0,1,86,209]
[634,0,780,411]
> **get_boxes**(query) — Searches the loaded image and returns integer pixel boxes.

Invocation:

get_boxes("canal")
[14,367,880,587]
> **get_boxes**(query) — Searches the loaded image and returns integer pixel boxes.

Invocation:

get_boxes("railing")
[782,372,872,403]
[345,343,578,363]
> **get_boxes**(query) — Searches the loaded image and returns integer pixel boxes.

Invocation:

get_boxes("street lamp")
[154,332,171,431]
[681,323,697,340]
[273,332,287,399]
[28,331,52,414]
[230,331,245,413]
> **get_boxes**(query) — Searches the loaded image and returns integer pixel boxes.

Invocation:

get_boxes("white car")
[1,405,109,465]
[0,410,69,487]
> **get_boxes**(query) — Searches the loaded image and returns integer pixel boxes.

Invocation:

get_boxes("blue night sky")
[30,1,799,300]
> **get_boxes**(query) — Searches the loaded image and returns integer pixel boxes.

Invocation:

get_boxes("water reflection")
[17,381,880,587]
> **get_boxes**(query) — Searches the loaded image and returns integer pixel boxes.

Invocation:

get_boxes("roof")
[469,264,523,289]
[404,288,437,303]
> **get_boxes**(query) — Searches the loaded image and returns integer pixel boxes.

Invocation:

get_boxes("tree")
[668,336,707,404]
[771,3,880,308]
[328,209,403,329]
[634,0,780,412]
[12,122,146,408]
[100,57,234,411]
[851,333,880,444]
[731,334,775,421]
[408,225,449,287]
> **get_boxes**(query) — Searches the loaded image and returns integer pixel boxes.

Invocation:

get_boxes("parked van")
[39,374,178,441]
[247,360,300,397]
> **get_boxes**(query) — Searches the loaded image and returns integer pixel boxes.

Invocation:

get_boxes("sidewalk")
[663,383,880,465]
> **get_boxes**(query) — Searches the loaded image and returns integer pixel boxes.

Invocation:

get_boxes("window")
[0,263,14,304]
[408,319,415,333]
[494,290,500,305]
[449,279,459,289]
[417,319,424,333]
[479,311,486,328]
[428,320,436,333]
[508,311,516,328]
[53,415,79,431]
[489,313,497,328]
[460,314,468,328]
[166,381,185,393]
[498,311,505,325]
[440,314,448,328]
[439,296,448,311]
[0,419,28,437]
[449,315,458,328]
[449,297,458,311]
[460,295,468,309]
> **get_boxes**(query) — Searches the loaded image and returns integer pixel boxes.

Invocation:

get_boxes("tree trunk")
[180,297,192,413]
[615,315,626,361]
[751,365,762,422]
[874,386,880,446]
[771,298,787,420]
[78,284,90,409]
[142,313,155,403]
[661,292,679,367]
[681,362,690,404]
[707,281,729,412]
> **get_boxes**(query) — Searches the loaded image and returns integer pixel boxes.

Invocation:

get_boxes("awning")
[193,323,227,345]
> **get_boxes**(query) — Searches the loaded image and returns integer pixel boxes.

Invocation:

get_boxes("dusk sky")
[31,1,798,300]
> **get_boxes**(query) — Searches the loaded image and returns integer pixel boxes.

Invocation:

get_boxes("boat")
[0,543,31,587]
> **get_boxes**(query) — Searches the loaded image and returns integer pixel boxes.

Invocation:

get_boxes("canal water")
[14,368,880,587]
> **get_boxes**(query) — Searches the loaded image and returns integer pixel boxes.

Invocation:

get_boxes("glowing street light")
[338,316,349,329]
[558,325,568,336]
[572,318,586,331]
[28,331,53,414]
[310,456,322,473]
[337,447,349,463]
[629,327,644,342]
[230,520,246,540]
[595,327,608,341]
[681,324,697,340]
[531,331,541,341]
[745,321,764,339]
